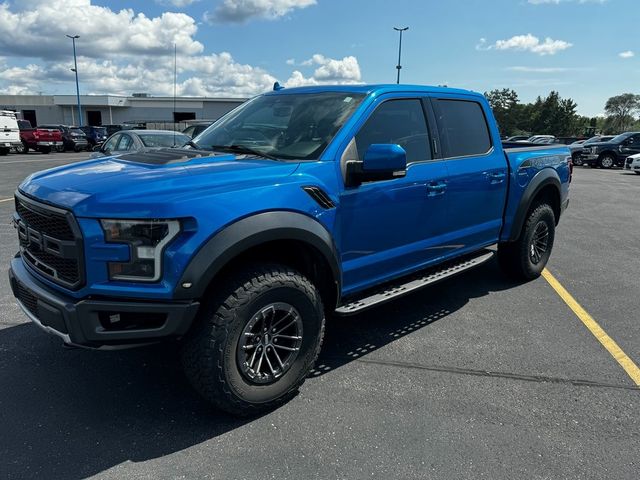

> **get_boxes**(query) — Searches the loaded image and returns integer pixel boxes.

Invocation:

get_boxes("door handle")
[486,172,506,184]
[427,181,447,196]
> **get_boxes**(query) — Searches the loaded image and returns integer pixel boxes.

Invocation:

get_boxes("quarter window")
[434,99,492,158]
[355,99,431,162]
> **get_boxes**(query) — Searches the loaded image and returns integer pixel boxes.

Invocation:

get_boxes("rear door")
[338,96,450,294]
[429,96,508,252]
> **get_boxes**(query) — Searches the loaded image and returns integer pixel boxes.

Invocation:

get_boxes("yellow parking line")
[542,268,640,386]
[0,198,13,203]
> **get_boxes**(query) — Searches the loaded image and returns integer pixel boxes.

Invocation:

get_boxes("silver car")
[91,130,191,158]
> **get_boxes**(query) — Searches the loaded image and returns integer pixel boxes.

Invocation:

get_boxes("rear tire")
[14,143,25,154]
[181,263,325,416]
[498,203,555,280]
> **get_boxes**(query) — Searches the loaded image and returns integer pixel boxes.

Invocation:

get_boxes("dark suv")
[79,126,108,147]
[580,132,640,168]
[39,124,89,152]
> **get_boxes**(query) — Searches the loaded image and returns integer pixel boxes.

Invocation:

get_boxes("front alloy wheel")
[600,155,614,169]
[237,303,304,384]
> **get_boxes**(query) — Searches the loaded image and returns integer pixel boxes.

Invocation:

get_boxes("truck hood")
[19,149,300,217]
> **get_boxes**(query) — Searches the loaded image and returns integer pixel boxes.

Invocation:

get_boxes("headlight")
[101,219,180,282]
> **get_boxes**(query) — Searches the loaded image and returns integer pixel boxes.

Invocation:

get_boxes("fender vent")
[302,186,335,209]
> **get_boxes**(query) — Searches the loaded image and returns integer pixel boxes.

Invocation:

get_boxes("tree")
[484,89,520,136]
[603,93,640,133]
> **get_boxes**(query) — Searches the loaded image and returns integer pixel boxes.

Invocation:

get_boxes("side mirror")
[346,144,407,186]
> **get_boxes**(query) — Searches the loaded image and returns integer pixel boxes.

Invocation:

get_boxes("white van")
[1,110,22,155]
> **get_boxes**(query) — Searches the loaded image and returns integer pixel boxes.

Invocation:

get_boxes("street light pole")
[66,34,82,126]
[393,26,409,84]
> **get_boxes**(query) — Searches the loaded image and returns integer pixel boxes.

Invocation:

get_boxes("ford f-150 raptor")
[8,84,571,415]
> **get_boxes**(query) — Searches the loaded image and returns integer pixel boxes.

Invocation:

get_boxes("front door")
[339,97,449,295]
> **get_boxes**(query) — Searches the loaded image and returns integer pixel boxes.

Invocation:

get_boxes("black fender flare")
[507,168,561,242]
[174,211,341,300]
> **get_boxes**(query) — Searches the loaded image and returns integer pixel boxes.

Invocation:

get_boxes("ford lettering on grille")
[14,193,85,290]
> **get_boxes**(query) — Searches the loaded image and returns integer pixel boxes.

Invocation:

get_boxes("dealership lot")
[0,153,638,479]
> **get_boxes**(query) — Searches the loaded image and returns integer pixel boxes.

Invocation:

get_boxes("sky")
[0,0,637,116]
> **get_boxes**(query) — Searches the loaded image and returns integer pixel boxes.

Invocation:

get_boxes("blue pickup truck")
[9,84,571,415]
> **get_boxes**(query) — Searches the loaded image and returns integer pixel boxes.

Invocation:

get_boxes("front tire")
[599,154,615,169]
[181,264,325,416]
[498,203,556,280]
[572,156,583,167]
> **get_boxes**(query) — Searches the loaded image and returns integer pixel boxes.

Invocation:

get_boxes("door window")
[103,134,120,152]
[116,134,134,151]
[434,99,492,158]
[355,99,431,162]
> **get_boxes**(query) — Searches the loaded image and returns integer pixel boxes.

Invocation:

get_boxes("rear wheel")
[498,203,556,280]
[14,143,25,154]
[599,154,615,169]
[181,263,325,416]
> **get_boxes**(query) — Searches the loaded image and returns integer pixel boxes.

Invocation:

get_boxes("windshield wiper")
[209,144,279,161]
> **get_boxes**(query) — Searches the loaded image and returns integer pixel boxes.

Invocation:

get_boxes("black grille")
[15,200,74,240]
[15,193,84,290]
[16,281,39,318]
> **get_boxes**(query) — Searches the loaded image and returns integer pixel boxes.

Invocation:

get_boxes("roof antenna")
[273,82,284,91]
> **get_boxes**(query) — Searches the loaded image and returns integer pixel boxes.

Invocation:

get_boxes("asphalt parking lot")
[0,152,638,480]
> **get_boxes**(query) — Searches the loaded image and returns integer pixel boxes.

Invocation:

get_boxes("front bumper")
[9,256,199,348]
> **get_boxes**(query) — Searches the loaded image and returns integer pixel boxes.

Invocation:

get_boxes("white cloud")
[156,0,199,7]
[619,51,635,59]
[284,54,362,87]
[478,34,572,56]
[207,0,316,23]
[285,58,296,65]
[0,1,362,97]
[0,0,204,59]
[507,66,570,73]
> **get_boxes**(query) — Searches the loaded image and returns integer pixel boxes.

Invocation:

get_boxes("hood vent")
[302,186,335,209]
[118,148,220,165]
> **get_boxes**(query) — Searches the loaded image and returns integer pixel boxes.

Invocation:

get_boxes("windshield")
[70,128,84,135]
[192,92,365,160]
[138,132,190,147]
[609,133,633,143]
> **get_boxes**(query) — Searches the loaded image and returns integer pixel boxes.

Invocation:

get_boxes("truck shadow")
[312,259,523,376]
[0,258,522,479]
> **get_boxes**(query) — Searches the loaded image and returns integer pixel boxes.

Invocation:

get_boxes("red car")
[17,120,63,154]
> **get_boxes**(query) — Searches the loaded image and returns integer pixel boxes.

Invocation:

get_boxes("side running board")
[335,249,495,315]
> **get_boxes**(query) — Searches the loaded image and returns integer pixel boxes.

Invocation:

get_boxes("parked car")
[79,126,108,147]
[38,124,89,152]
[528,135,557,144]
[182,121,213,138]
[0,110,22,155]
[571,136,615,166]
[624,153,640,174]
[18,121,63,154]
[8,84,571,415]
[580,132,640,168]
[103,124,123,136]
[91,129,190,157]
